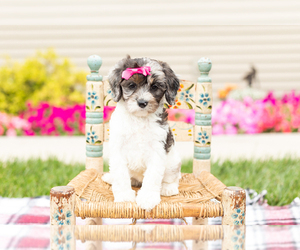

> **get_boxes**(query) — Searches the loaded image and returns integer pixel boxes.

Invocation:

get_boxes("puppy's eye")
[151,84,158,91]
[128,83,137,90]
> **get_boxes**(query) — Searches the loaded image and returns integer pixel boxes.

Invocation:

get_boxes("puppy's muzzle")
[137,99,148,108]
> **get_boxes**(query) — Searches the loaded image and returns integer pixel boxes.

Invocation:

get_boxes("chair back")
[85,56,212,175]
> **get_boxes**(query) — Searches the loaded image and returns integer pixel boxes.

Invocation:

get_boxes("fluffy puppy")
[102,56,182,211]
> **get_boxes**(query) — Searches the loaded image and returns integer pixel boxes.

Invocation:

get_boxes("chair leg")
[221,187,246,225]
[50,186,76,250]
[50,186,76,226]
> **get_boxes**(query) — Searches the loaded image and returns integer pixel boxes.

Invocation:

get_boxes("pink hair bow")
[122,66,151,80]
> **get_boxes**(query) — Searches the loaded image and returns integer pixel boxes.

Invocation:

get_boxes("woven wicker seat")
[50,55,246,231]
[68,169,226,220]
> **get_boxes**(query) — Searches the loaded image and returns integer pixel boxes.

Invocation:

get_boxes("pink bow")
[122,66,151,80]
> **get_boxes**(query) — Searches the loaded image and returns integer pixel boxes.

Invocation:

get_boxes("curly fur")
[102,56,181,211]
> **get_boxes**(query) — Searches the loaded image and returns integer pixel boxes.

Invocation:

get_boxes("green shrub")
[0,49,87,115]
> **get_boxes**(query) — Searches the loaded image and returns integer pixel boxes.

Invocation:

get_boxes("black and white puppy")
[102,56,182,211]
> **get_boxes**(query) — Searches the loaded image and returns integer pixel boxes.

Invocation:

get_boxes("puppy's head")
[108,56,179,117]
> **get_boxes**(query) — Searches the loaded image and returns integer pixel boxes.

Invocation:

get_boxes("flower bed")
[0,91,299,136]
[212,91,300,134]
[0,112,31,136]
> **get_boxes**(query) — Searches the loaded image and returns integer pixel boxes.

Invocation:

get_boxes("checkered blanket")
[0,196,300,249]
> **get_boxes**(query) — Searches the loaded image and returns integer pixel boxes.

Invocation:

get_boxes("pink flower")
[24,130,35,136]
[0,125,4,135]
[11,117,31,130]
[212,124,224,135]
[104,106,115,122]
[225,124,238,135]
[6,128,17,136]
[291,116,300,129]
[0,113,9,127]
[167,109,194,124]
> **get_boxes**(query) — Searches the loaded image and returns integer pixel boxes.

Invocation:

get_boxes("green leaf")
[202,85,205,92]
[196,105,202,110]
[206,142,211,145]
[190,98,195,103]
[94,140,102,145]
[185,101,193,109]
[195,141,200,144]
[208,105,212,109]
[86,105,90,110]
[90,126,92,133]
[164,103,170,109]
[91,84,94,91]
[185,83,194,91]
[95,106,101,110]
[86,140,89,143]
[106,99,112,106]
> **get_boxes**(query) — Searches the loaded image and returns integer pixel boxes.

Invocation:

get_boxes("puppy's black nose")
[137,100,148,108]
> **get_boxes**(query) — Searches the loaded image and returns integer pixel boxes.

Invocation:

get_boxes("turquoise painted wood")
[86,118,103,124]
[194,152,211,160]
[195,58,213,114]
[195,114,211,120]
[86,151,103,157]
[194,146,211,159]
[195,113,212,126]
[195,120,211,126]
[194,57,212,161]
[197,58,212,83]
[86,112,103,118]
[87,55,103,81]
[86,145,103,152]
[194,146,211,154]
[86,55,103,158]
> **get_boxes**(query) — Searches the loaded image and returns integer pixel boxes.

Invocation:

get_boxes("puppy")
[102,56,182,211]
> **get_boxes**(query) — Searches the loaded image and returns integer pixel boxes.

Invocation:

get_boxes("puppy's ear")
[108,56,131,102]
[160,62,180,105]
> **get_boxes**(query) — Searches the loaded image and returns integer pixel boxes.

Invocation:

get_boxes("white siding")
[0,1,299,98]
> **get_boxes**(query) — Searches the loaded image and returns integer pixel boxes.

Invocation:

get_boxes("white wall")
[0,1,299,98]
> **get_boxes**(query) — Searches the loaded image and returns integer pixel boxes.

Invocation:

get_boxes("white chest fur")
[109,101,168,173]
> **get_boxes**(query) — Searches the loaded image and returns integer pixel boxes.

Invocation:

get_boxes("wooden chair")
[50,55,246,228]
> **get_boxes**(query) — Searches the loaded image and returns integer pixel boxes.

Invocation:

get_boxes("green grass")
[0,158,299,206]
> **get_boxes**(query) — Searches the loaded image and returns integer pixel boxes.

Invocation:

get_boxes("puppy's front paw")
[102,173,113,184]
[136,189,161,211]
[113,189,136,203]
[161,182,179,196]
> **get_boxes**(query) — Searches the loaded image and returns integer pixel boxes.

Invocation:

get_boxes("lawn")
[0,158,299,206]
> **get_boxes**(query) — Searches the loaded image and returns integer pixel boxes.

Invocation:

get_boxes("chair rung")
[75,197,223,219]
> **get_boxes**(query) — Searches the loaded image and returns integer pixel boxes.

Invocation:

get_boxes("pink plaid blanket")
[0,196,300,249]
